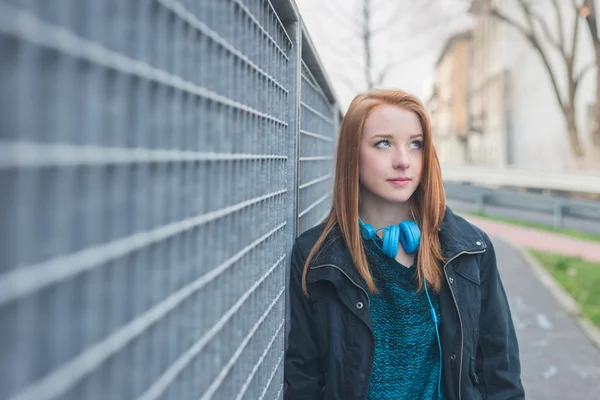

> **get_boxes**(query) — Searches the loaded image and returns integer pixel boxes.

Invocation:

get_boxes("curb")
[505,240,600,352]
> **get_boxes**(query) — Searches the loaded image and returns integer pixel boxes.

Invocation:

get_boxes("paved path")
[462,214,600,262]
[490,238,600,399]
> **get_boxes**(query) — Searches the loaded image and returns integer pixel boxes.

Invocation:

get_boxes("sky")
[293,0,473,111]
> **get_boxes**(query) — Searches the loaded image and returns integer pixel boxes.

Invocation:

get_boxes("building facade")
[432,0,598,170]
[429,31,472,166]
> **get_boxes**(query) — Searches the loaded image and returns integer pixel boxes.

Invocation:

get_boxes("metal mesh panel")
[0,0,317,399]
[297,60,336,235]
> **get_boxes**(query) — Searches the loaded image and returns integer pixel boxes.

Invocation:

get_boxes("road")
[493,238,600,399]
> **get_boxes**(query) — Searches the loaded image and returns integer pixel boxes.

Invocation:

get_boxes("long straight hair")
[301,89,446,296]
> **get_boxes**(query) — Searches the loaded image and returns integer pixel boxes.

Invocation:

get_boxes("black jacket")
[284,207,525,400]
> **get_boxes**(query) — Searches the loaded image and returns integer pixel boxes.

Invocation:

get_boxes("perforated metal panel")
[297,60,336,235]
[0,1,338,399]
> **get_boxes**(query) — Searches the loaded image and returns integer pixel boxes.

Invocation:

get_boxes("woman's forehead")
[363,105,422,138]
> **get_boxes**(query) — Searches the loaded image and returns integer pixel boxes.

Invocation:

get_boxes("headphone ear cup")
[399,220,421,254]
[383,225,399,258]
[359,220,376,240]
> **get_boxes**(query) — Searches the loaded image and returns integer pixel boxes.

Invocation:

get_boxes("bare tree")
[311,0,470,92]
[582,0,600,145]
[486,0,597,158]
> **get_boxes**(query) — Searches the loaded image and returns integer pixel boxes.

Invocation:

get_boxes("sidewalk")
[462,214,600,262]
[491,238,600,399]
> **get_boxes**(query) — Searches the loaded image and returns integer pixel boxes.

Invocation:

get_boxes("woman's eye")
[410,140,423,149]
[376,140,391,148]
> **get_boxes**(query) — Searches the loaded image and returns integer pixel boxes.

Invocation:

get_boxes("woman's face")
[359,105,423,206]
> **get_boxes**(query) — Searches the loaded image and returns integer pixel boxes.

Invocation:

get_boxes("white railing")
[441,165,600,195]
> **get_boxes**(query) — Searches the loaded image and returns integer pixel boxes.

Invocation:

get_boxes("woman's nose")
[392,149,410,169]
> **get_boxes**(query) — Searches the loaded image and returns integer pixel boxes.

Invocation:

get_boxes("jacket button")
[356,302,364,310]
[450,354,456,360]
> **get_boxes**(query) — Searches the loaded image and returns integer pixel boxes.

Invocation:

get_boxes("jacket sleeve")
[477,235,525,399]
[284,241,324,400]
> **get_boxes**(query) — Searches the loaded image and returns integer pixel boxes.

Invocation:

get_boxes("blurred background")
[0,0,599,399]
[297,0,600,171]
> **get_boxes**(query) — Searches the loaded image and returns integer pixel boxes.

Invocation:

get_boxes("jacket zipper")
[312,252,487,400]
[310,263,370,306]
[443,249,485,400]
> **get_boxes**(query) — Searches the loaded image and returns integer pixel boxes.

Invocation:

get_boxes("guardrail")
[445,183,600,235]
[442,165,600,195]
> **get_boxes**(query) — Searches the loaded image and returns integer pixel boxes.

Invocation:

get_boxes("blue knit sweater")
[364,237,444,400]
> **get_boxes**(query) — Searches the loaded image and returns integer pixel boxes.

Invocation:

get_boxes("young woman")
[284,89,524,400]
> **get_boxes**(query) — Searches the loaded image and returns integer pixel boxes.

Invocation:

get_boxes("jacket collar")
[309,206,487,290]
[438,206,488,259]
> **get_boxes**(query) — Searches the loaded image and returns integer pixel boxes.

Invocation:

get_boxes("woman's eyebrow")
[370,133,423,140]
[370,133,394,140]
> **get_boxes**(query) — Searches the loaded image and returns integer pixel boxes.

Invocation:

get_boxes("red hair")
[301,89,446,295]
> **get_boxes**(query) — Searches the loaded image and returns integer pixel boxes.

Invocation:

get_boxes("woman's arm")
[284,241,324,400]
[476,235,525,399]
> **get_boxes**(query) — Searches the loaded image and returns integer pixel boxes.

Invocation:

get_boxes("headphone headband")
[359,218,420,257]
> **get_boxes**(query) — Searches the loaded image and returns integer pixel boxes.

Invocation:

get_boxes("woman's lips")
[387,177,411,187]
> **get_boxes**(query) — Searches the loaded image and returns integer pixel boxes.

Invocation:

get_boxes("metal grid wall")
[0,1,337,399]
[297,60,336,235]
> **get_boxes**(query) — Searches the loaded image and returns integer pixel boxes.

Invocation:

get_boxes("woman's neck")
[359,197,412,230]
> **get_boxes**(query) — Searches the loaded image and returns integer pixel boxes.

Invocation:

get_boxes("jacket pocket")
[469,357,480,385]
[469,357,486,400]
[455,266,481,286]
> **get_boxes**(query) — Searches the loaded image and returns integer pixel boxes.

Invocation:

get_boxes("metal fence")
[445,183,600,235]
[0,1,338,399]
[297,58,337,234]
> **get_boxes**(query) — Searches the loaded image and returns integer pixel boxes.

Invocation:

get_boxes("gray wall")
[0,1,338,399]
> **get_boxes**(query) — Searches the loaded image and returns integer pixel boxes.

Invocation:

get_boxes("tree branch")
[574,61,596,90]
[491,0,587,157]
[490,5,566,111]
[529,8,564,54]
[489,7,533,44]
[362,0,374,89]
[551,0,566,50]
[570,0,582,61]
[583,0,599,44]
[518,0,567,59]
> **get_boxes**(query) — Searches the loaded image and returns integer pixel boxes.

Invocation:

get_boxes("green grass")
[463,211,600,243]
[529,250,600,329]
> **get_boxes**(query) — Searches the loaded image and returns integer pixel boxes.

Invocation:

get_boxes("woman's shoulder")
[295,222,327,252]
[440,206,492,248]
[294,221,344,263]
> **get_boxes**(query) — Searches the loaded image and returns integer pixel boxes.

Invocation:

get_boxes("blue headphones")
[359,218,442,399]
[358,218,421,257]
